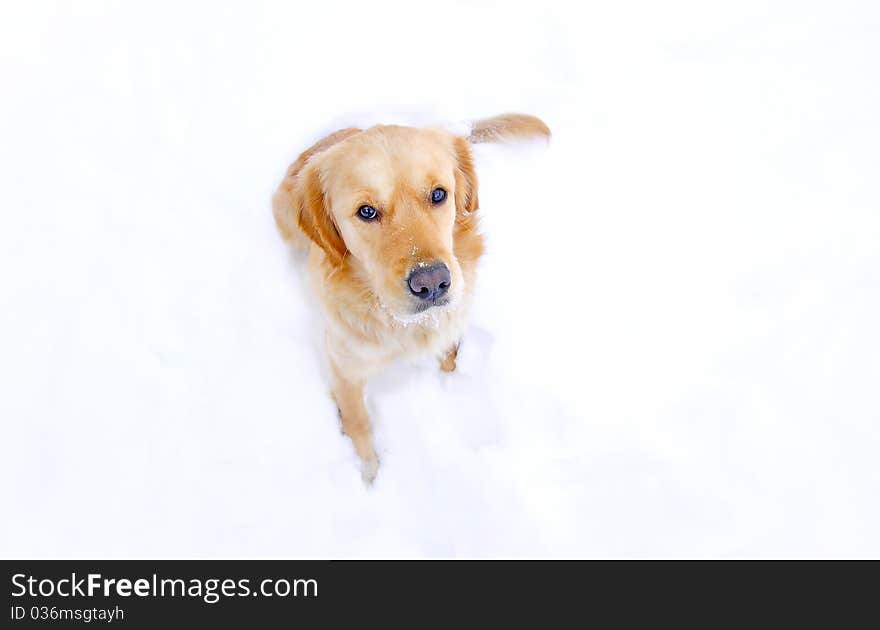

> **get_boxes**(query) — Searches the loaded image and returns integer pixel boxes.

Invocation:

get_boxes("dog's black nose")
[408,263,451,301]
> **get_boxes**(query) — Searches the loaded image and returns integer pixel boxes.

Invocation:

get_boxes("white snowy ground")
[1,1,879,558]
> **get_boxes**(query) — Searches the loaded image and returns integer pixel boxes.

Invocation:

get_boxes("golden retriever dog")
[273,113,550,482]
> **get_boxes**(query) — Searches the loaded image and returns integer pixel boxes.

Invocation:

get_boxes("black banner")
[1,560,873,627]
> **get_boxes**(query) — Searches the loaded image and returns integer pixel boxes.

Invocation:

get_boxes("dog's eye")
[357,205,378,221]
[430,188,447,205]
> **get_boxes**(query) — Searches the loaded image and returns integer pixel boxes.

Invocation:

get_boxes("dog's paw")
[438,355,457,372]
[438,343,459,372]
[361,454,380,485]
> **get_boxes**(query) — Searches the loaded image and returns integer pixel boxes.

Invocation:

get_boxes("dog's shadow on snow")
[278,246,335,388]
[367,325,509,456]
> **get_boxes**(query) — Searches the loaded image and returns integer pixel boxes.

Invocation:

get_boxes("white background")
[1,1,878,558]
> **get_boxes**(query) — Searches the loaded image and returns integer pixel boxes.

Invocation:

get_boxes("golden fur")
[273,113,549,482]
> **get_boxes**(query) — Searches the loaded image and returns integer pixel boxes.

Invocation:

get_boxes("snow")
[2,1,879,558]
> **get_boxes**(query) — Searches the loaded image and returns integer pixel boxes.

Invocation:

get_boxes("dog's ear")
[453,136,479,218]
[273,128,359,265]
[294,164,348,265]
[468,113,550,144]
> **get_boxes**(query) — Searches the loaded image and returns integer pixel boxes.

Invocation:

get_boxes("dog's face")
[295,126,478,321]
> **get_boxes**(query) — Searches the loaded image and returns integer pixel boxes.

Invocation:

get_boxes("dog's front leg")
[330,362,379,483]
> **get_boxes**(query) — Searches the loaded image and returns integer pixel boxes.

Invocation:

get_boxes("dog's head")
[274,114,549,321]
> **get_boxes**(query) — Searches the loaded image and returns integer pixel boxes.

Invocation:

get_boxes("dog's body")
[273,114,549,481]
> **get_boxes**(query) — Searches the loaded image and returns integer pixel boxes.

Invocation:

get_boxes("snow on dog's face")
[294,125,478,320]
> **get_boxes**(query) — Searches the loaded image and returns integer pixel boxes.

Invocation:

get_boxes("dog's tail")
[467,113,551,144]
